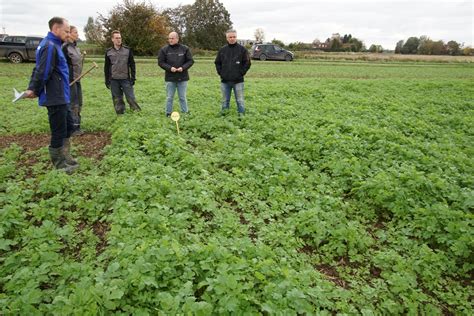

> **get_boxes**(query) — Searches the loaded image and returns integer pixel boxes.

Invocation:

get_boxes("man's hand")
[171,67,177,72]
[24,90,36,98]
[177,67,183,72]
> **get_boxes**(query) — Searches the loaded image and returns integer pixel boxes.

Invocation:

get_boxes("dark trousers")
[70,81,83,129]
[110,79,140,114]
[47,104,74,148]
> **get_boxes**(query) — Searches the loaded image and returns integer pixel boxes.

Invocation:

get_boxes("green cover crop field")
[0,58,473,314]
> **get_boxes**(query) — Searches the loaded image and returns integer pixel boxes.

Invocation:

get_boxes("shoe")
[166,113,171,117]
[71,129,84,137]
[220,108,229,116]
[238,112,245,119]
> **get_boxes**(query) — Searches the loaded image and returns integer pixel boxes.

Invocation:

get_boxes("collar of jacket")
[46,32,62,45]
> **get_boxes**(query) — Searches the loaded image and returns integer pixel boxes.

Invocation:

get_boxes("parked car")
[0,34,9,41]
[250,44,294,61]
[0,36,42,63]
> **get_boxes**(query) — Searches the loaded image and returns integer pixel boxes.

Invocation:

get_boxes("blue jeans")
[221,82,245,113]
[110,79,140,114]
[166,81,188,115]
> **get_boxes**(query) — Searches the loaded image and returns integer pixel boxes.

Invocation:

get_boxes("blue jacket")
[28,32,70,106]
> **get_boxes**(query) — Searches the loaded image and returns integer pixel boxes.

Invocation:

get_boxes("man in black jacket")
[104,30,141,114]
[215,29,251,117]
[158,32,194,117]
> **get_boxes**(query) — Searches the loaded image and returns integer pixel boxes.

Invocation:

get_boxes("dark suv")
[250,44,294,61]
[0,36,43,63]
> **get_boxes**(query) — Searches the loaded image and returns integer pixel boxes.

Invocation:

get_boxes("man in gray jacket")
[63,25,84,135]
[158,32,194,117]
[104,30,141,114]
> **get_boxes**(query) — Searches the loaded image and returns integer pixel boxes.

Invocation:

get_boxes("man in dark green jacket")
[215,29,251,117]
[158,32,194,117]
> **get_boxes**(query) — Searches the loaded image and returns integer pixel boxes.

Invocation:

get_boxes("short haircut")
[226,29,237,34]
[111,30,121,38]
[48,17,66,31]
[70,25,77,32]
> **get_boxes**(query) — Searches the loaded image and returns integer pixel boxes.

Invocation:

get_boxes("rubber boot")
[128,99,141,111]
[113,97,125,114]
[49,147,78,174]
[62,138,78,166]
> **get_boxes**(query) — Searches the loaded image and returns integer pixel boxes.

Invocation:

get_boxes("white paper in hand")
[12,88,27,103]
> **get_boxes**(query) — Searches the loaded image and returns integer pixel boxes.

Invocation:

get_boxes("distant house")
[312,38,330,50]
[312,33,352,51]
[312,40,330,50]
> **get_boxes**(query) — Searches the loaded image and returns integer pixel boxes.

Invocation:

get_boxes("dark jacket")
[28,32,70,106]
[158,44,194,82]
[215,43,251,83]
[104,46,136,85]
[62,41,82,82]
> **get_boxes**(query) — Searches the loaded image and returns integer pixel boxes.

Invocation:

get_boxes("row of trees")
[85,1,472,56]
[84,0,232,55]
[395,36,470,55]
[269,34,366,52]
[254,28,471,56]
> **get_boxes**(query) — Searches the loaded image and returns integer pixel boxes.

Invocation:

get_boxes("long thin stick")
[69,62,98,86]
[175,121,180,134]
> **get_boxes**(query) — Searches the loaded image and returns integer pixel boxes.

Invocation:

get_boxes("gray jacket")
[104,46,136,84]
[62,41,82,82]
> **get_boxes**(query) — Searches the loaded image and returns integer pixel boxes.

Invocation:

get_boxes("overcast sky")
[1,0,472,49]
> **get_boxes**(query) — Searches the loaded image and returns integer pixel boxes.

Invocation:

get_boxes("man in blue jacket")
[158,32,194,117]
[25,17,78,174]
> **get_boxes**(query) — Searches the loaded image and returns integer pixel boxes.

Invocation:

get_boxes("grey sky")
[0,0,472,49]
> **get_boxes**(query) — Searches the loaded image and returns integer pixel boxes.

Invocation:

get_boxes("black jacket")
[215,43,251,83]
[158,44,194,82]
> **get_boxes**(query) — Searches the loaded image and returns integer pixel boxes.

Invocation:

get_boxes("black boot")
[113,97,125,114]
[49,146,78,174]
[71,126,84,137]
[128,99,141,112]
[62,138,79,166]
